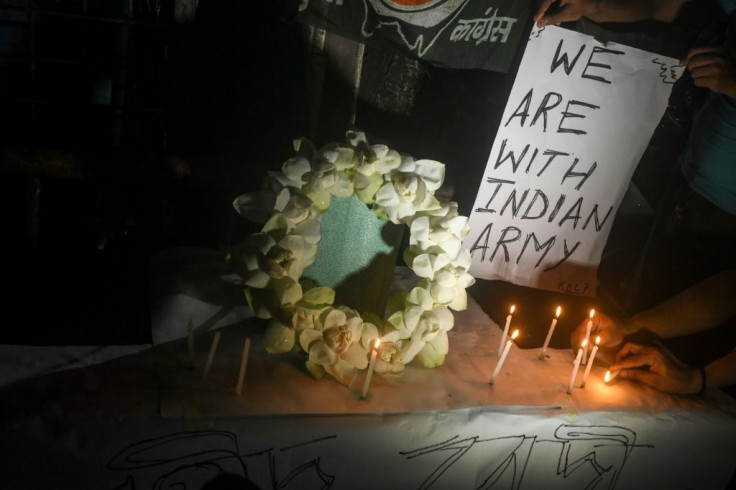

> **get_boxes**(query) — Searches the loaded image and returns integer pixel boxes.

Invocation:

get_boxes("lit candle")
[582,309,595,365]
[604,369,620,383]
[580,336,600,388]
[539,306,562,360]
[490,329,519,385]
[567,339,586,394]
[498,305,515,356]
[202,331,221,380]
[361,339,381,399]
[235,337,252,396]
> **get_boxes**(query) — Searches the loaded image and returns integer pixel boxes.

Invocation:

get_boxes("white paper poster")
[465,25,683,295]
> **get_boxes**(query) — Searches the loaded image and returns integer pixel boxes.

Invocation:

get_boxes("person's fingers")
[686,57,725,74]
[596,329,619,349]
[690,65,723,79]
[534,0,558,22]
[610,353,654,372]
[680,45,726,66]
[615,342,649,360]
[569,321,588,348]
[540,8,576,26]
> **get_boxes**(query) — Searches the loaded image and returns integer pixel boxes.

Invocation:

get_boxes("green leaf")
[302,286,335,306]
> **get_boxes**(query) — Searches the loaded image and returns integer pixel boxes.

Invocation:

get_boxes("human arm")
[608,342,736,393]
[623,268,736,339]
[534,0,692,28]
[569,268,736,351]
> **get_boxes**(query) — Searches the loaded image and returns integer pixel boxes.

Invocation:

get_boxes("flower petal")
[264,319,295,354]
[342,342,369,369]
[323,308,347,330]
[299,328,323,352]
[282,156,311,184]
[416,331,448,368]
[308,340,338,366]
[413,159,445,191]
[272,277,303,306]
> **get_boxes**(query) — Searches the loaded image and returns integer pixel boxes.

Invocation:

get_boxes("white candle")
[202,331,221,380]
[580,336,600,388]
[567,340,585,394]
[582,309,595,365]
[490,329,519,384]
[235,337,252,396]
[539,306,562,360]
[361,339,381,399]
[604,369,620,383]
[187,319,195,369]
[498,305,515,356]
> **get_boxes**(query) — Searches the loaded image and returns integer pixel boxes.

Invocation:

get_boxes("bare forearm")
[626,268,736,338]
[705,350,736,389]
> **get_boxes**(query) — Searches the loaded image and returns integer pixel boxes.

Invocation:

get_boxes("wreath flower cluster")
[230,130,475,385]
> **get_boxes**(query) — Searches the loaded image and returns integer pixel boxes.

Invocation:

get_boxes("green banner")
[296,0,532,73]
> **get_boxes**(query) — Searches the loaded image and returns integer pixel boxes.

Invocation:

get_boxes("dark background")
[0,0,733,369]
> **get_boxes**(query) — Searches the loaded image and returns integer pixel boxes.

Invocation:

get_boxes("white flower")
[299,307,372,384]
[409,202,471,258]
[403,245,453,281]
[303,161,354,210]
[396,306,454,365]
[281,156,311,186]
[375,340,405,376]
[263,286,335,354]
[427,267,475,310]
[239,234,316,289]
[354,145,402,177]
[374,158,444,223]
[272,188,322,234]
[318,144,358,171]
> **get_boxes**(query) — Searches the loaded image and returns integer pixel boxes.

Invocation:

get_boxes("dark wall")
[0,0,728,345]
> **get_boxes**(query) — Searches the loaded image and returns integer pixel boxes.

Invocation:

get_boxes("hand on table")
[681,46,736,99]
[609,342,702,394]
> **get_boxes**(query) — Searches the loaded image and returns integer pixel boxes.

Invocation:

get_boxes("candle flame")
[510,305,516,314]
[555,306,561,317]
[510,329,519,340]
[582,338,588,348]
[604,370,612,382]
[589,309,595,318]
[595,335,601,345]
[374,339,381,349]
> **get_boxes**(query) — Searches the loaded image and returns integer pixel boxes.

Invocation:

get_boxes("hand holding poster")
[465,25,683,296]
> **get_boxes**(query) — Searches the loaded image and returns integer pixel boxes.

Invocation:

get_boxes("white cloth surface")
[1,252,736,489]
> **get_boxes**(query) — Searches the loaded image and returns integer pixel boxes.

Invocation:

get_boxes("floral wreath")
[230,130,475,385]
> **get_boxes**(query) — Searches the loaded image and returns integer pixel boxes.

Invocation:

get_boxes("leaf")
[302,286,336,306]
